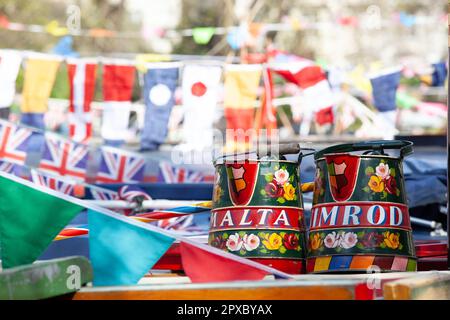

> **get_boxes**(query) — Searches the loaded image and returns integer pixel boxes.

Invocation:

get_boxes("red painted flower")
[283,233,299,250]
[385,176,397,195]
[265,180,284,198]
[211,235,226,250]
[360,232,384,248]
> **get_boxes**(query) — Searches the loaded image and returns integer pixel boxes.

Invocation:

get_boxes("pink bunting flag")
[180,240,292,283]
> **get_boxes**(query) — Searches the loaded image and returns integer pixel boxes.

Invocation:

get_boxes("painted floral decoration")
[363,160,401,198]
[309,230,404,252]
[260,166,298,204]
[321,231,358,249]
[243,234,260,251]
[262,233,283,250]
[382,231,402,250]
[226,233,243,251]
[210,231,302,256]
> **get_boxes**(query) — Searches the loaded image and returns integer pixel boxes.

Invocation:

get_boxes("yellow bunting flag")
[224,65,261,109]
[45,20,69,37]
[135,54,171,73]
[347,65,372,95]
[21,58,61,113]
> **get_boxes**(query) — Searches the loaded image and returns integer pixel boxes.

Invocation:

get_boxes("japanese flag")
[182,64,222,149]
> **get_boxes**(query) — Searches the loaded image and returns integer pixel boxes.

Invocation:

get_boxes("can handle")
[300,181,314,193]
[314,140,414,160]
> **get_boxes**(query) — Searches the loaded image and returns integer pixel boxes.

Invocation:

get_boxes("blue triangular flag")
[52,36,79,57]
[431,62,447,87]
[88,209,175,286]
[370,70,401,112]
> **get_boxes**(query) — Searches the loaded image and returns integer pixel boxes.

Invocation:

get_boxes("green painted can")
[210,148,313,274]
[307,140,417,273]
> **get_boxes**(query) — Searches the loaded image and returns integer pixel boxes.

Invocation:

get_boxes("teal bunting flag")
[88,209,175,286]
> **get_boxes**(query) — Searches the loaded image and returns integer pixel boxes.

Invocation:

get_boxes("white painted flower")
[324,231,340,248]
[226,233,243,251]
[243,234,260,251]
[340,232,358,249]
[274,169,289,185]
[375,163,390,180]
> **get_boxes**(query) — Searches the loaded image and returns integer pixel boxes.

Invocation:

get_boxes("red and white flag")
[255,67,277,132]
[271,59,334,126]
[182,64,222,149]
[67,59,97,143]
[101,62,135,141]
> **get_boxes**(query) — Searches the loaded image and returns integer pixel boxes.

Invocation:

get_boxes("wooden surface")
[71,279,358,300]
[383,271,450,300]
[0,256,92,300]
[70,271,450,300]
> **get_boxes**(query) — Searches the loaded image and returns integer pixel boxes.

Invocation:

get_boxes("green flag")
[396,91,419,110]
[0,173,84,269]
[192,27,216,45]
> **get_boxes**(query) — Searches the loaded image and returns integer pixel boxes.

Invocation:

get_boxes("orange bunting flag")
[223,64,262,151]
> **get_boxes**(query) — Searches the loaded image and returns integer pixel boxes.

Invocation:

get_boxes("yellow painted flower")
[383,231,400,249]
[283,183,296,201]
[262,233,283,250]
[310,233,323,250]
[368,175,384,193]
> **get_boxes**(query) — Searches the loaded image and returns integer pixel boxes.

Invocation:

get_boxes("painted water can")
[307,140,417,273]
[209,145,313,274]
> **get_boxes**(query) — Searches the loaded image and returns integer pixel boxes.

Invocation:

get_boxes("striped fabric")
[306,255,417,273]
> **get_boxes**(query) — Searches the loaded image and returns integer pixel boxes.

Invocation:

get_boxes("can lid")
[213,143,315,165]
[314,140,414,160]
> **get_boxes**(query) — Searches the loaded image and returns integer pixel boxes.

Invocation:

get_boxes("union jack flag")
[0,120,33,165]
[96,147,146,183]
[31,170,76,195]
[89,185,119,200]
[158,161,204,183]
[0,159,30,179]
[38,133,89,181]
[0,159,17,174]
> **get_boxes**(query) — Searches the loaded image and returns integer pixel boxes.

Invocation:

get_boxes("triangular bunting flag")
[370,68,402,112]
[0,172,84,268]
[192,27,216,45]
[88,209,175,286]
[180,241,269,283]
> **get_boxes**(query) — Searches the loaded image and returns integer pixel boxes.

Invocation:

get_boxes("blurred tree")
[0,0,148,54]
